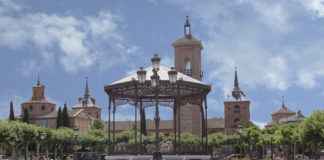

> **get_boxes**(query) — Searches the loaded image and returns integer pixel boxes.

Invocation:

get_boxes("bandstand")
[104,54,211,159]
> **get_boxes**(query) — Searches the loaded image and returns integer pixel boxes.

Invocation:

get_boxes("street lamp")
[168,67,178,153]
[137,67,147,84]
[168,67,178,84]
[151,54,161,71]
[136,54,177,159]
[151,54,162,160]
[37,132,47,159]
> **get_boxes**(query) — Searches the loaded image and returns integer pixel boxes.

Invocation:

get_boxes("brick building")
[266,98,305,127]
[224,68,251,134]
[20,78,101,133]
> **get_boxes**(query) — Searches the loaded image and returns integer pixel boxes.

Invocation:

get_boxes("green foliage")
[208,132,226,147]
[51,127,74,142]
[91,120,104,130]
[180,133,200,145]
[300,110,324,151]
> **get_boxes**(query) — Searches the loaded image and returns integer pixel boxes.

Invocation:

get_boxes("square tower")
[172,16,204,135]
[224,68,250,134]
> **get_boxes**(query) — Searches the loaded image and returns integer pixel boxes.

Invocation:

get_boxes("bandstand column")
[134,101,138,153]
[108,95,112,153]
[176,84,181,153]
[173,97,177,153]
[112,97,116,151]
[204,95,208,153]
[200,97,205,150]
[139,98,143,154]
[134,81,139,153]
[177,98,181,153]
[154,91,160,158]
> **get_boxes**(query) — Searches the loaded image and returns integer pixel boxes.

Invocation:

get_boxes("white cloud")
[0,1,138,73]
[0,0,21,14]
[242,0,292,32]
[300,0,324,17]
[165,0,324,95]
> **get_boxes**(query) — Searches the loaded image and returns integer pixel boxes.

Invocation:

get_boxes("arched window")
[234,105,240,113]
[184,58,192,75]
[41,105,46,110]
[29,105,33,111]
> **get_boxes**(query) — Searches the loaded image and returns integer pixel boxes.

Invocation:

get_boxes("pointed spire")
[184,16,192,38]
[234,67,239,89]
[84,77,90,98]
[232,67,245,100]
[281,96,286,108]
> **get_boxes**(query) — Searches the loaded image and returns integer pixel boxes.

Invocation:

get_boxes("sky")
[0,0,324,127]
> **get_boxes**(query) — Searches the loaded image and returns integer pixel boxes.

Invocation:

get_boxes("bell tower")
[173,16,203,80]
[172,17,204,135]
[224,68,250,134]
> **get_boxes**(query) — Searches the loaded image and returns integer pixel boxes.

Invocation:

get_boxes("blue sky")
[0,0,324,126]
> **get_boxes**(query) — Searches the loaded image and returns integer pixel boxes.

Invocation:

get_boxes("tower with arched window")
[173,16,203,80]
[224,68,250,134]
[171,17,204,135]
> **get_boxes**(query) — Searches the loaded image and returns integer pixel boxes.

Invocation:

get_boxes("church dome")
[271,98,296,115]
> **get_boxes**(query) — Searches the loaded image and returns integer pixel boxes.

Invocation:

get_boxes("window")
[184,58,192,76]
[234,105,240,113]
[41,105,45,110]
[29,106,33,111]
[234,118,240,123]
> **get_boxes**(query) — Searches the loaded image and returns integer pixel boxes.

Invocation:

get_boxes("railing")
[108,143,208,155]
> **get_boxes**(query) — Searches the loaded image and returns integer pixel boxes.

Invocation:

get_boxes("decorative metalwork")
[104,54,211,157]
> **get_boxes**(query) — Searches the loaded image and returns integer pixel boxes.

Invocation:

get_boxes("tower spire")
[84,77,90,98]
[184,16,192,38]
[281,96,286,108]
[234,67,239,89]
[231,67,245,100]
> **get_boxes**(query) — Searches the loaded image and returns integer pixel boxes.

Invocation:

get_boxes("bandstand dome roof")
[111,65,207,86]
[105,65,211,107]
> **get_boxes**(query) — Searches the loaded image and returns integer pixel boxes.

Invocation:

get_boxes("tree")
[91,120,104,130]
[62,104,70,128]
[9,101,15,121]
[22,108,29,123]
[301,110,324,159]
[56,107,63,128]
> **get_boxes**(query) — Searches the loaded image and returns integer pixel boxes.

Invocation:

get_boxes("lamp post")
[168,67,178,153]
[137,67,146,154]
[136,54,178,160]
[151,54,162,160]
[37,132,47,159]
